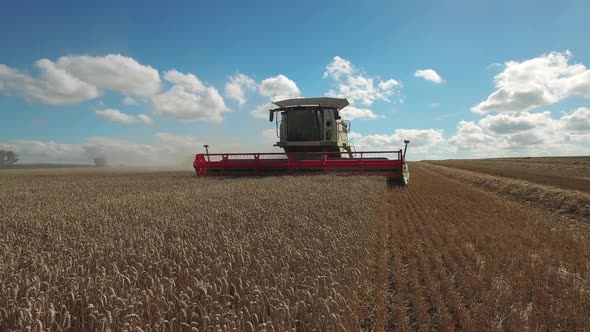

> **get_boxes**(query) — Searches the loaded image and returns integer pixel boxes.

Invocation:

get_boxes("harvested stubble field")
[1,159,589,331]
[426,156,590,192]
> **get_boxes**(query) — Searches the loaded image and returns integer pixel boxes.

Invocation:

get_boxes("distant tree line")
[0,150,110,168]
[0,150,19,168]
[94,156,108,167]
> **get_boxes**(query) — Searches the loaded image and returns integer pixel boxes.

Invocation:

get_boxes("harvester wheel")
[402,162,410,185]
[387,163,410,187]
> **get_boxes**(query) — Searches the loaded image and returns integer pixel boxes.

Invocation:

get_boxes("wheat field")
[0,172,384,331]
[1,161,589,331]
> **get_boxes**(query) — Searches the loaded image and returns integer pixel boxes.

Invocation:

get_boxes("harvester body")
[193,97,410,184]
[270,97,353,156]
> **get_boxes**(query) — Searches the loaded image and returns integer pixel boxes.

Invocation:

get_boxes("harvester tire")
[402,163,410,185]
[387,163,410,187]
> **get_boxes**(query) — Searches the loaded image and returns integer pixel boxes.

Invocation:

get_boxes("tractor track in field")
[373,163,590,331]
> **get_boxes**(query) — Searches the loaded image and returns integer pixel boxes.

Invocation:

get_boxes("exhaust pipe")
[204,144,210,161]
[403,140,410,159]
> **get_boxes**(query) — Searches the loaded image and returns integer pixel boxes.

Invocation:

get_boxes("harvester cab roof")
[268,97,348,121]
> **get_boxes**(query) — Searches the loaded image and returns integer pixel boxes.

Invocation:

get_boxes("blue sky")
[1,0,589,164]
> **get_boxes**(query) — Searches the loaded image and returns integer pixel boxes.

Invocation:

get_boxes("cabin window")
[286,110,321,141]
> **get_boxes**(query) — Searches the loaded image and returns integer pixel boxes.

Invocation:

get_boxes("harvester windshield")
[285,110,321,141]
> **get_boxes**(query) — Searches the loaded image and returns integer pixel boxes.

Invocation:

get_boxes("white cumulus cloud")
[378,79,401,91]
[137,114,154,125]
[414,69,444,83]
[249,74,302,119]
[95,108,154,125]
[163,69,206,93]
[224,73,257,105]
[55,54,161,96]
[152,70,229,122]
[0,54,160,105]
[122,96,137,105]
[339,106,381,120]
[349,128,445,159]
[472,51,590,114]
[448,121,504,155]
[560,107,590,131]
[448,108,590,157]
[324,56,401,106]
[0,60,100,105]
[323,56,355,79]
[96,109,137,124]
[259,74,301,101]
[479,112,555,134]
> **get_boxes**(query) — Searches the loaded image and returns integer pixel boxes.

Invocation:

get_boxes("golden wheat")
[0,171,385,331]
[2,163,588,331]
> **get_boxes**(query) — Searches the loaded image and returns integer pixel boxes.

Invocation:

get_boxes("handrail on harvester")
[193,150,405,176]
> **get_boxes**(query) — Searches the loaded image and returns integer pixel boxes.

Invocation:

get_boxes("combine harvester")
[193,97,410,185]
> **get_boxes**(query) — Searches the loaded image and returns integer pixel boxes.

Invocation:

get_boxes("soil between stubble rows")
[373,163,590,331]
